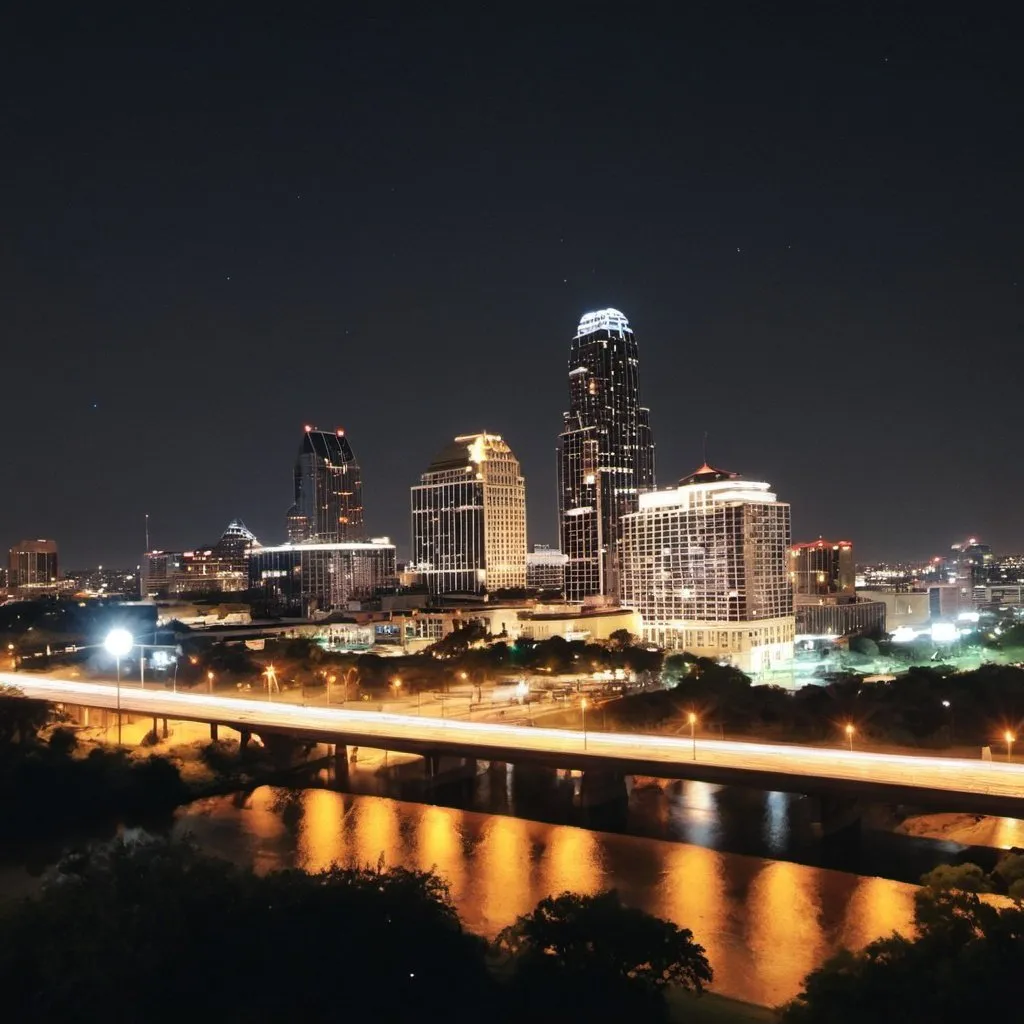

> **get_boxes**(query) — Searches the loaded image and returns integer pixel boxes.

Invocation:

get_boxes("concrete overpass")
[6,674,1024,817]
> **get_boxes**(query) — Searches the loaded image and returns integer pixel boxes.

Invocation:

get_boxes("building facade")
[526,544,569,593]
[557,309,655,602]
[789,540,855,596]
[248,540,396,617]
[8,539,59,591]
[286,426,364,543]
[619,464,794,673]
[795,598,886,636]
[411,433,527,595]
[141,519,260,598]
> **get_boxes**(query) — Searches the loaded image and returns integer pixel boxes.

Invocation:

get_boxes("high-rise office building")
[526,544,569,593]
[789,540,855,596]
[8,539,59,591]
[411,433,527,595]
[286,426,363,543]
[249,539,396,617]
[619,464,794,673]
[557,308,655,602]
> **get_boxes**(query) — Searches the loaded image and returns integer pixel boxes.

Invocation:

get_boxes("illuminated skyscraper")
[789,540,855,596]
[8,538,58,591]
[286,426,364,543]
[557,308,655,601]
[620,464,794,673]
[411,433,527,595]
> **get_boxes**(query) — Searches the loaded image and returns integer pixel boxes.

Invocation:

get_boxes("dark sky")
[2,6,1021,567]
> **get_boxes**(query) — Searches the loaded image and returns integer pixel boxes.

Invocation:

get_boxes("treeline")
[0,838,711,1023]
[604,661,1024,749]
[3,836,1022,1023]
[167,629,664,695]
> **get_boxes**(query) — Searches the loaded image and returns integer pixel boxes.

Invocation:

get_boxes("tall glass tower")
[286,426,364,543]
[557,308,656,601]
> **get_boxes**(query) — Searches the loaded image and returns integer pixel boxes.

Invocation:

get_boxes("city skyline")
[3,9,1021,566]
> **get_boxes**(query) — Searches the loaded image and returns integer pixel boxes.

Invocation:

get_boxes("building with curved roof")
[558,307,656,601]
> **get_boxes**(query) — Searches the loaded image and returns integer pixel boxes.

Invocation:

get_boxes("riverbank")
[896,811,1024,848]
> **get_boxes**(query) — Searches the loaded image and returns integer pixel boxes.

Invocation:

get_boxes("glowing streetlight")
[688,711,697,761]
[207,670,215,694]
[1005,731,1016,761]
[845,722,855,752]
[581,697,589,750]
[104,628,133,746]
[327,674,337,704]
[942,700,954,744]
[391,677,403,700]
[265,664,278,700]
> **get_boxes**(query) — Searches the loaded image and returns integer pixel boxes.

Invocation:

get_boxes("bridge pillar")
[580,769,628,809]
[513,762,558,799]
[210,722,219,742]
[239,729,251,750]
[162,718,169,739]
[333,744,349,784]
[81,705,90,727]
[425,752,441,778]
[809,794,863,840]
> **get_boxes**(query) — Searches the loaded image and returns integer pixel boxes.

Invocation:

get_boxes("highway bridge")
[6,674,1024,817]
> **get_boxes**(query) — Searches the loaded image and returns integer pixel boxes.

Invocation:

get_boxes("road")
[5,673,1024,812]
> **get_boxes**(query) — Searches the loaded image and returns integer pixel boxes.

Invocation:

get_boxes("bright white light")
[891,626,917,643]
[104,629,133,658]
[931,622,958,644]
[957,611,981,623]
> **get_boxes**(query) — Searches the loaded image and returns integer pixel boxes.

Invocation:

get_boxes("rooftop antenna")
[702,431,709,466]
[145,513,150,552]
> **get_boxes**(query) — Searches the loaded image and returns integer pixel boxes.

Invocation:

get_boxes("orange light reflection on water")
[474,815,533,933]
[296,789,345,872]
[745,860,826,1006]
[415,804,466,898]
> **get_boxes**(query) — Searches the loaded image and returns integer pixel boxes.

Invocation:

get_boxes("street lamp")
[207,670,214,694]
[265,664,278,700]
[942,700,954,744]
[104,628,133,746]
[1005,730,1015,762]
[581,697,588,750]
[391,677,402,701]
[845,722,855,752]
[327,674,336,704]
[688,711,697,761]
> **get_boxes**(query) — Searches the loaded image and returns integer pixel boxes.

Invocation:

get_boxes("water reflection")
[173,788,917,1006]
[746,860,826,1004]
[475,816,533,931]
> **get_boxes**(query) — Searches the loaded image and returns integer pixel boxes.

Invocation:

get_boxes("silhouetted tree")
[781,887,1024,1023]
[497,889,712,1021]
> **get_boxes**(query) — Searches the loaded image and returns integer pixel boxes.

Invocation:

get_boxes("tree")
[608,628,638,650]
[496,890,712,1020]
[662,653,691,687]
[919,862,992,893]
[0,686,51,746]
[780,888,1024,1022]
[0,837,496,1023]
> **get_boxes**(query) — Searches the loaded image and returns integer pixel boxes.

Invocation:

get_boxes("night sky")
[2,7,1020,567]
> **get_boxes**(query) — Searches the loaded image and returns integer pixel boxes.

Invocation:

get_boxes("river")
[169,783,919,1007]
[3,755,1006,1008]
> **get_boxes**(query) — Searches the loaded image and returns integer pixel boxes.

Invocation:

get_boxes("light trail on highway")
[4,673,1024,802]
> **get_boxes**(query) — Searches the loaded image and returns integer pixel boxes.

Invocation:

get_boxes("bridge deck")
[6,674,1024,816]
